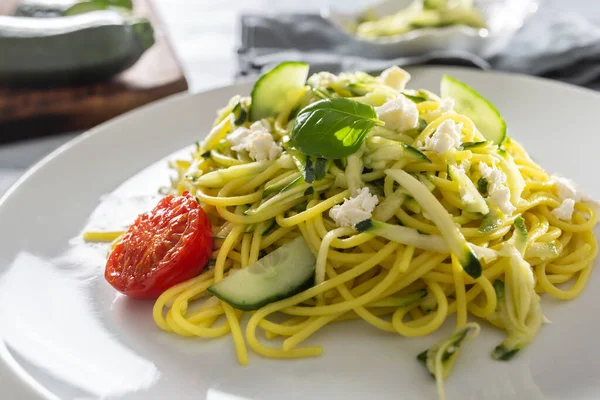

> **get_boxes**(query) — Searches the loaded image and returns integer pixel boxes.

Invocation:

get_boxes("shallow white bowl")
[323,0,539,58]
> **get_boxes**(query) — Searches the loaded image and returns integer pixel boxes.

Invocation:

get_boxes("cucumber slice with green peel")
[440,75,506,145]
[249,62,310,121]
[385,168,482,278]
[208,236,316,311]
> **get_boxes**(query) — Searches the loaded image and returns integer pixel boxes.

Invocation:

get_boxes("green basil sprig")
[289,98,382,160]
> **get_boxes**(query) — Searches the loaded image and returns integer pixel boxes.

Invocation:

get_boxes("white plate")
[1,66,599,400]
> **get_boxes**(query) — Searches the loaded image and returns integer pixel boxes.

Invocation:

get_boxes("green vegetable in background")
[0,11,154,85]
[64,0,133,16]
[14,0,134,18]
[289,98,382,160]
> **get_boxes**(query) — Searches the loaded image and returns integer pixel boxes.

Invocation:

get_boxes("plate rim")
[1,65,599,399]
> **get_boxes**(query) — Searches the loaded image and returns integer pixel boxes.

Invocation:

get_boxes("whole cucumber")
[0,11,155,85]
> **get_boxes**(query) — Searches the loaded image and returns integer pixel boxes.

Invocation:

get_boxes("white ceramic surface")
[324,0,539,58]
[1,66,600,400]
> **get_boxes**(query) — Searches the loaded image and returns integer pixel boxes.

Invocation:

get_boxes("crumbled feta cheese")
[379,66,411,91]
[479,162,506,186]
[488,185,514,215]
[552,198,575,220]
[551,175,581,201]
[329,187,379,227]
[227,120,282,161]
[418,119,463,155]
[461,192,475,205]
[375,95,419,132]
[439,98,454,113]
[226,127,250,147]
[479,162,516,215]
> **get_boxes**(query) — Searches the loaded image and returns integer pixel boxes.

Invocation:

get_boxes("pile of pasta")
[152,71,598,381]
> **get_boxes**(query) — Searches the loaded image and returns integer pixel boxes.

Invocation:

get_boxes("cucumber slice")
[208,236,316,311]
[249,62,309,121]
[440,75,506,145]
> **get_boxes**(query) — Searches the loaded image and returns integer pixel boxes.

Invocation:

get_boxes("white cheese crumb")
[552,198,575,220]
[418,119,463,155]
[329,187,379,227]
[439,98,455,113]
[551,175,582,202]
[379,66,411,91]
[479,162,516,215]
[226,127,250,147]
[227,120,282,161]
[375,95,419,132]
[479,162,506,186]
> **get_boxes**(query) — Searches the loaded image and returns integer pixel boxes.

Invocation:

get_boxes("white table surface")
[0,0,598,196]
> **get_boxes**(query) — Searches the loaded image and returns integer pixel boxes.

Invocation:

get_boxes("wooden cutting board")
[0,0,188,143]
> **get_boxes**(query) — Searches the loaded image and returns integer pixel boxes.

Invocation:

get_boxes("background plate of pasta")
[0,65,599,400]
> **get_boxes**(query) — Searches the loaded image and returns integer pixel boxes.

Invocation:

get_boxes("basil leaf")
[290,98,381,159]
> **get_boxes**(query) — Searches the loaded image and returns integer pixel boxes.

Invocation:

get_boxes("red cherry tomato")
[105,192,213,299]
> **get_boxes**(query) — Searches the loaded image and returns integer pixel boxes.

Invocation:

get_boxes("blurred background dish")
[323,0,539,58]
